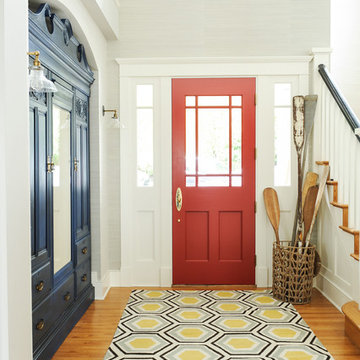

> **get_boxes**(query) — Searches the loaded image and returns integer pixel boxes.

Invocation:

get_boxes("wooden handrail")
[318,64,360,143]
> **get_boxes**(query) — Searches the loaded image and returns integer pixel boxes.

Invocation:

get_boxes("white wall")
[109,0,330,58]
[0,0,33,359]
[331,0,360,118]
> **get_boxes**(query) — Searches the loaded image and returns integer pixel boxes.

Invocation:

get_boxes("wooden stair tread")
[350,253,359,261]
[342,301,360,325]
[326,180,338,185]
[316,160,330,165]
[331,202,348,209]
[339,226,360,235]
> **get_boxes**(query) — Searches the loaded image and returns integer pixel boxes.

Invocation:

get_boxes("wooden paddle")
[305,165,330,245]
[302,185,319,246]
[263,187,280,245]
[302,172,318,212]
[291,96,318,245]
[293,96,305,244]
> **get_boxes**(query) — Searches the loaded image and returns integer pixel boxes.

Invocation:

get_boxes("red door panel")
[172,78,256,285]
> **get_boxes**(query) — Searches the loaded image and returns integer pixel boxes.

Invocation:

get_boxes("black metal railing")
[318,64,360,142]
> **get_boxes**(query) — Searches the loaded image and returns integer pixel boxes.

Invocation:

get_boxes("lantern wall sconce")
[102,105,118,119]
[28,51,57,93]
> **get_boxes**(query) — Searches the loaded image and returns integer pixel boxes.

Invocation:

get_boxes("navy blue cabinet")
[29,4,94,359]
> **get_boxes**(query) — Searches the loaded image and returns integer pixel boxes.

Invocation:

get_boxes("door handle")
[176,187,182,212]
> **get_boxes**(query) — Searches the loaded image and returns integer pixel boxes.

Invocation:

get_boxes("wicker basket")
[272,241,315,304]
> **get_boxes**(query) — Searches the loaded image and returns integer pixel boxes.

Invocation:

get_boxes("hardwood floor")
[53,287,360,360]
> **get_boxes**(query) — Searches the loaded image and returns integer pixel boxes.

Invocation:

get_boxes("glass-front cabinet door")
[51,81,74,278]
[52,104,72,274]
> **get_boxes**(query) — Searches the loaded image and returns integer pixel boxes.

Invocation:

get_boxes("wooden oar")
[302,172,318,212]
[305,165,330,245]
[263,187,280,245]
[293,96,305,244]
[302,185,319,246]
[291,96,318,245]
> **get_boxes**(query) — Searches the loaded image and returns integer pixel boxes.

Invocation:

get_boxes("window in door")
[185,95,243,187]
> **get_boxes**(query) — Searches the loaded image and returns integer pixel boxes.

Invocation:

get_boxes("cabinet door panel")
[81,125,89,231]
[75,94,90,241]
[31,100,51,268]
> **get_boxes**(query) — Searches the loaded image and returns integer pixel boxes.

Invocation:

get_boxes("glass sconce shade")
[29,65,57,93]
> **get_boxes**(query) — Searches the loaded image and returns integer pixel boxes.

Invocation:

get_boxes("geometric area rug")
[104,289,333,360]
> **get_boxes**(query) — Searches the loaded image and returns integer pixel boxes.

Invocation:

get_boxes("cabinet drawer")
[76,235,90,266]
[32,262,52,307]
[33,296,54,348]
[52,274,75,320]
[76,259,91,295]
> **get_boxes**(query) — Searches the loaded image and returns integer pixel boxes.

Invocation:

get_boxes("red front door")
[172,78,256,285]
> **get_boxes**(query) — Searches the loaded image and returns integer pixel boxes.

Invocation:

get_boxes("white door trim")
[116,56,311,287]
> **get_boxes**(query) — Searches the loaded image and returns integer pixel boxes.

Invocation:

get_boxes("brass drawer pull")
[81,274,87,282]
[64,292,71,302]
[36,281,44,292]
[82,247,88,255]
[36,320,45,331]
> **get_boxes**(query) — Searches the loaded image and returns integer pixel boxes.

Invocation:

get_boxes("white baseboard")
[92,271,111,300]
[256,266,269,287]
[315,272,353,311]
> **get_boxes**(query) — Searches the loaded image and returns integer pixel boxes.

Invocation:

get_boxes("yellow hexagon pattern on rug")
[283,350,313,360]
[272,328,297,339]
[179,311,201,320]
[254,296,275,304]
[219,303,241,311]
[215,291,236,298]
[227,338,255,350]
[262,309,285,319]
[180,297,200,305]
[140,303,161,312]
[178,350,206,360]
[135,319,160,329]
[179,328,204,339]
[145,291,164,298]
[129,338,156,349]
[223,319,248,329]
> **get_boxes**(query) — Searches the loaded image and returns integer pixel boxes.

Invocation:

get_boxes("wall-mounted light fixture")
[28,51,57,93]
[102,105,118,119]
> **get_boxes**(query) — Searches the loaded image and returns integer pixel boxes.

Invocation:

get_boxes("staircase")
[313,64,360,349]
[315,160,359,261]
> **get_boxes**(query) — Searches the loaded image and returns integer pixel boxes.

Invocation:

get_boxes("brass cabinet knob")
[36,281,44,292]
[82,247,88,255]
[36,320,45,331]
[64,292,71,301]
[81,274,87,282]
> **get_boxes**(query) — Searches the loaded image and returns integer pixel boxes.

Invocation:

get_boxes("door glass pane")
[231,96,242,106]
[198,109,229,175]
[137,108,154,187]
[186,96,195,107]
[232,108,242,175]
[53,105,71,274]
[198,96,229,106]
[198,176,229,187]
[232,176,242,186]
[274,107,291,186]
[186,109,196,174]
[186,176,196,187]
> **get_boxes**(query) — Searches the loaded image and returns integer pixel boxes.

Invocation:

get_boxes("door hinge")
[254,93,257,106]
[254,147,257,160]
[254,254,257,266]
[254,200,257,213]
